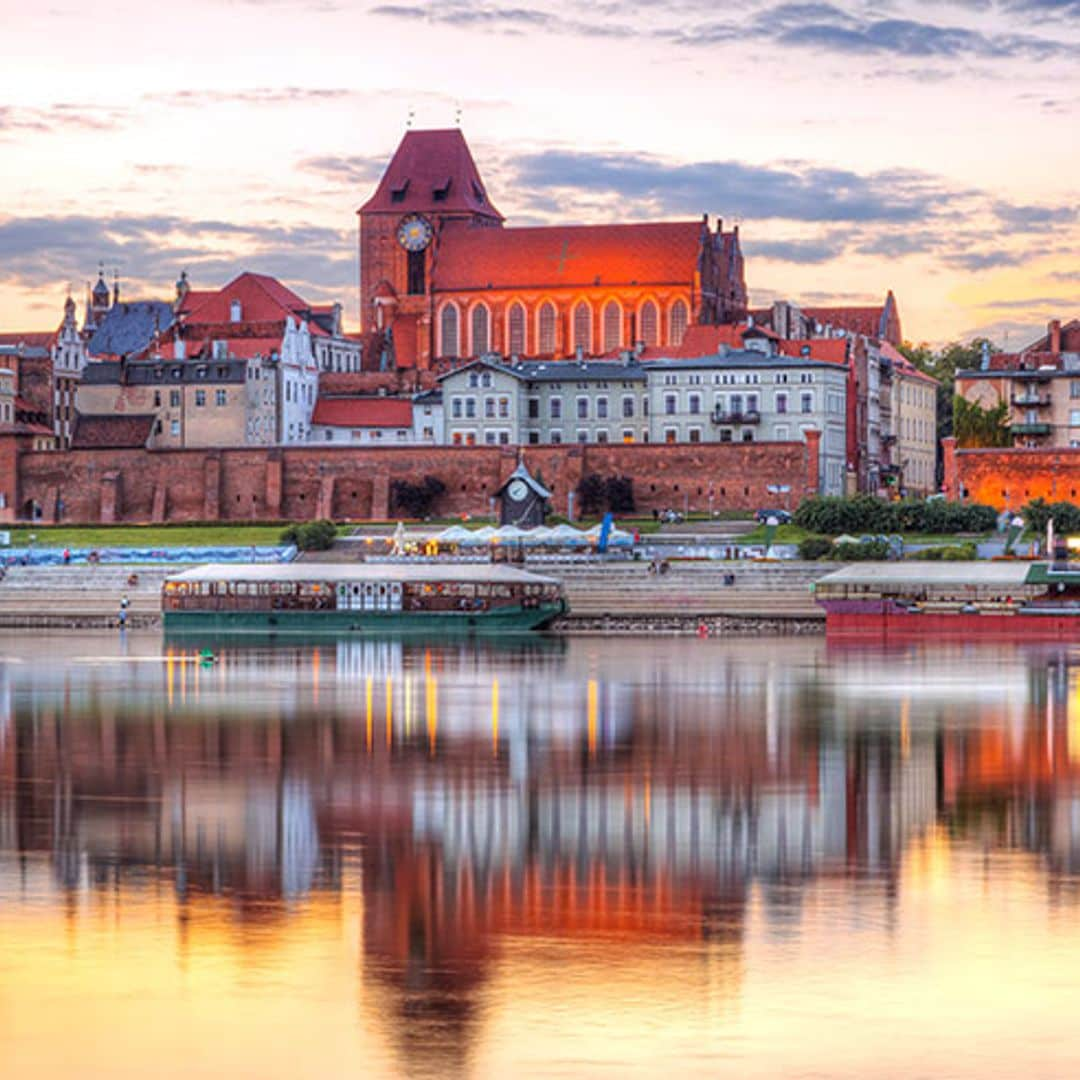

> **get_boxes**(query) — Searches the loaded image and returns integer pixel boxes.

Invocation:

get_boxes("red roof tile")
[359,129,502,220]
[311,397,413,428]
[0,331,55,349]
[777,338,849,365]
[180,272,311,325]
[801,305,885,339]
[434,220,702,291]
[880,341,938,384]
[70,414,156,449]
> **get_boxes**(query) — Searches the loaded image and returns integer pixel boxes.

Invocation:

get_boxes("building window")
[603,300,622,352]
[801,392,813,413]
[508,302,526,356]
[485,431,497,445]
[669,299,688,346]
[577,397,589,420]
[688,428,701,443]
[216,389,227,406]
[452,398,462,419]
[688,393,701,415]
[719,429,732,442]
[596,430,609,443]
[498,397,509,419]
[528,432,540,444]
[731,393,743,414]
[746,393,758,413]
[499,431,510,445]
[170,419,180,436]
[551,431,562,444]
[573,301,591,353]
[465,398,476,418]
[538,301,557,354]
[481,371,492,388]
[485,397,495,419]
[471,304,490,356]
[169,390,181,407]
[324,429,333,441]
[622,429,634,442]
[777,392,788,414]
[528,398,539,419]
[639,301,658,348]
[664,393,677,415]
[407,249,425,295]
[440,304,460,358]
[577,430,588,443]
[153,390,161,407]
[664,428,677,444]
[468,371,479,388]
[1071,381,1080,399]
[596,396,609,419]
[742,429,754,442]
[551,398,562,419]
[622,396,634,418]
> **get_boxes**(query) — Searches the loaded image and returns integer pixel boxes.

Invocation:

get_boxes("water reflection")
[4,634,1080,1076]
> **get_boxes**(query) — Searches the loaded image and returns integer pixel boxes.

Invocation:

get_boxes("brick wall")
[949,443,1080,509]
[12,437,818,523]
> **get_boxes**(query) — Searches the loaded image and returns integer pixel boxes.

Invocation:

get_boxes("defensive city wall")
[0,433,821,524]
[944,438,1080,509]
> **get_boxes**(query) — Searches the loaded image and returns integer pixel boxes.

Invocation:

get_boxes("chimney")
[634,340,645,357]
[575,345,584,363]
[1050,319,1062,354]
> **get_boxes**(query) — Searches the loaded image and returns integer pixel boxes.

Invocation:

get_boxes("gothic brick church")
[358,130,748,370]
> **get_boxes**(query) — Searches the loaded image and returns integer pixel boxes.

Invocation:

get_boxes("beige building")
[884,344,938,496]
[955,318,1080,451]
[77,357,277,448]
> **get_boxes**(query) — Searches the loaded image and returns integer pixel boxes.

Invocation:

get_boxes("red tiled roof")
[70,413,156,449]
[0,331,55,349]
[434,220,702,291]
[359,129,502,220]
[778,338,849,365]
[311,397,413,428]
[880,341,938,384]
[174,290,215,315]
[986,351,1062,372]
[180,272,311,325]
[801,305,886,339]
[1024,318,1080,353]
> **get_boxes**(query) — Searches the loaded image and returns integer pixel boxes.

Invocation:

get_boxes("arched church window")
[573,301,592,354]
[669,299,688,347]
[640,301,658,347]
[538,302,557,354]
[440,304,459,359]
[471,304,490,356]
[508,302,526,357]
[603,300,622,352]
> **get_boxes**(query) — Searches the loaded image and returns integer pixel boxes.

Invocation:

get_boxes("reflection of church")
[358,129,748,369]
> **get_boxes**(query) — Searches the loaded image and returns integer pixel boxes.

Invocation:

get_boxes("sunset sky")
[1,0,1077,346]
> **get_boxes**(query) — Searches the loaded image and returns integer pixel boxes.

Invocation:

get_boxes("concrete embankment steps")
[0,565,178,626]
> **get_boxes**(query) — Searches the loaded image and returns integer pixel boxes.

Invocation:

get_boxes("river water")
[2,631,1080,1078]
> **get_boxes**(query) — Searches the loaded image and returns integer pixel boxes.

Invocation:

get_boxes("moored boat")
[162,563,566,634]
[814,562,1080,640]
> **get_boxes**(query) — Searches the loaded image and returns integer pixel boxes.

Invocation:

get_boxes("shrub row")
[907,542,978,561]
[1023,498,1080,535]
[794,495,996,536]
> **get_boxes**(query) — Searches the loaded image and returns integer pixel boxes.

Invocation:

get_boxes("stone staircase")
[0,565,178,626]
[553,561,830,619]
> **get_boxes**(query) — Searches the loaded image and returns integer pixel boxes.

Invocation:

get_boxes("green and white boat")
[162,562,566,635]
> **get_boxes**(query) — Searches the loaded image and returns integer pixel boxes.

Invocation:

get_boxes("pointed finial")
[406,107,414,129]
[455,104,462,128]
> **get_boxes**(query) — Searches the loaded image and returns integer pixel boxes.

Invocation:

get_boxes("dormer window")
[212,340,228,360]
[433,178,452,202]
[391,179,410,203]
[471,181,485,204]
[230,300,242,323]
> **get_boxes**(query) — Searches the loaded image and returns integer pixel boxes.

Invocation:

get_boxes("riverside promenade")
[0,559,831,633]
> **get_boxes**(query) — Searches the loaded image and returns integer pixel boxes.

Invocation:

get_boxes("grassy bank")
[7,524,289,548]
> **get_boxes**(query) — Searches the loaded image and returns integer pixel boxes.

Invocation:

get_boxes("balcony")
[1011,422,1051,436]
[1011,392,1051,406]
[712,409,761,425]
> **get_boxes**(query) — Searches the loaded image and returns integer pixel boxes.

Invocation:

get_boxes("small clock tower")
[496,462,551,528]
[357,128,503,369]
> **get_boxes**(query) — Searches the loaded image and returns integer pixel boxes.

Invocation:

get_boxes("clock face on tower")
[397,214,433,252]
[507,480,528,502]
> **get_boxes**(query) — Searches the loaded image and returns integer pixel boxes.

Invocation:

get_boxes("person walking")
[118,594,129,629]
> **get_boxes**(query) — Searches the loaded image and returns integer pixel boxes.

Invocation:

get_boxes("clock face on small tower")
[397,214,433,252]
[507,479,528,502]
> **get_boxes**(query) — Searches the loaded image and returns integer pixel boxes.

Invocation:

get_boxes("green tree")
[899,338,997,441]
[953,396,1012,448]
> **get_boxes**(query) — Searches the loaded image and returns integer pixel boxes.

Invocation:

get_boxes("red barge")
[813,562,1080,641]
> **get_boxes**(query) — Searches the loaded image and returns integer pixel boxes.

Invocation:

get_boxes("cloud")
[746,235,849,263]
[994,201,1078,230]
[144,87,360,108]
[297,155,387,186]
[506,148,958,224]
[981,294,1080,310]
[0,213,355,305]
[0,103,127,135]
[369,0,1073,63]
